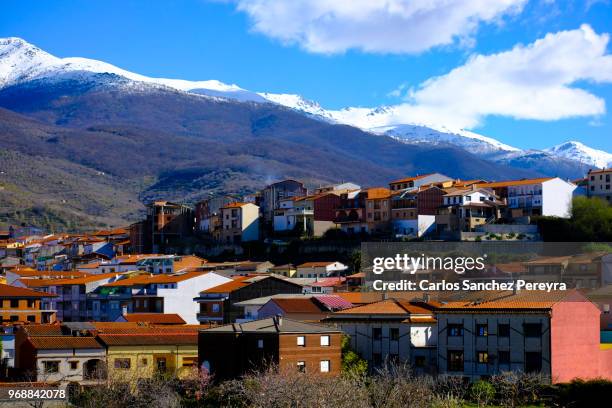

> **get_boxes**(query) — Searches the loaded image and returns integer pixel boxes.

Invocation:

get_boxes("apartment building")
[130,201,194,254]
[194,195,238,233]
[260,179,307,225]
[325,299,438,375]
[587,168,612,203]
[89,271,231,323]
[478,177,576,218]
[0,284,56,324]
[435,290,611,382]
[366,188,392,234]
[334,190,368,234]
[436,187,503,233]
[219,202,260,244]
[274,193,342,237]
[194,275,303,324]
[198,316,343,380]
[389,173,453,192]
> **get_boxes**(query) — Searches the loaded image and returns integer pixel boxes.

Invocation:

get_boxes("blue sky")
[1,0,611,151]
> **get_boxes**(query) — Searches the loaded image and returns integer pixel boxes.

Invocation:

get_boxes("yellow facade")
[105,344,199,380]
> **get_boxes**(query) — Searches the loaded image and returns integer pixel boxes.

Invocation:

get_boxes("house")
[435,290,612,382]
[90,271,231,323]
[295,262,348,278]
[20,273,120,322]
[0,283,57,324]
[587,168,612,203]
[257,295,353,322]
[366,188,392,234]
[15,325,106,385]
[195,195,238,234]
[233,293,351,322]
[436,187,503,233]
[96,326,200,380]
[198,316,343,380]
[194,275,304,324]
[0,325,16,377]
[389,173,453,192]
[260,179,308,225]
[522,252,606,289]
[274,193,342,237]
[219,202,260,244]
[130,201,194,254]
[325,298,438,375]
[334,190,368,234]
[269,264,297,278]
[303,277,347,294]
[478,177,576,218]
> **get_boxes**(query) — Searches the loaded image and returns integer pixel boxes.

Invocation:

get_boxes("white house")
[295,262,348,278]
[506,177,576,218]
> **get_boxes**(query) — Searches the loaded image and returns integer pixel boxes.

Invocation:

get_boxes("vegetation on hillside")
[536,196,612,241]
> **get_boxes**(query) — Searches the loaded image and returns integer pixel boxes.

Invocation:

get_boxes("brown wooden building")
[198,316,342,380]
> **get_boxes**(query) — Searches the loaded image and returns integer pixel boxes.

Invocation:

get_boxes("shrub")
[469,380,495,407]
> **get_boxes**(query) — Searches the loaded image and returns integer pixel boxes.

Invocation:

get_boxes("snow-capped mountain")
[1,36,610,170]
[545,141,612,169]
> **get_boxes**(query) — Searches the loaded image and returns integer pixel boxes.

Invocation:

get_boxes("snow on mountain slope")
[545,141,612,169]
[1,37,610,169]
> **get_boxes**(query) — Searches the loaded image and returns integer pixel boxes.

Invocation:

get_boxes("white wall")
[542,178,576,218]
[160,272,231,324]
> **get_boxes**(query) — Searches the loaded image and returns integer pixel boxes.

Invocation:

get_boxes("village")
[0,167,610,404]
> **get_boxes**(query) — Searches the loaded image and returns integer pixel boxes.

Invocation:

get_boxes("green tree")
[341,335,367,378]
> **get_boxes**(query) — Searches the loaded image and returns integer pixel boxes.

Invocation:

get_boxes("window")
[43,361,59,373]
[257,339,264,349]
[320,335,330,346]
[114,358,131,369]
[320,360,330,373]
[525,352,542,373]
[297,336,305,347]
[10,299,18,308]
[212,304,220,313]
[498,351,510,365]
[447,324,463,337]
[372,327,382,340]
[297,361,306,373]
[498,324,510,337]
[140,358,148,367]
[10,316,18,322]
[477,352,489,364]
[414,356,426,367]
[523,323,542,337]
[447,351,464,372]
[27,300,36,308]
[476,324,488,337]
[390,328,400,341]
[69,361,79,370]
[27,315,36,322]
[157,358,167,372]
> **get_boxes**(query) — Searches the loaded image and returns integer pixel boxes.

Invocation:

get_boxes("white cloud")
[329,25,612,130]
[232,0,527,54]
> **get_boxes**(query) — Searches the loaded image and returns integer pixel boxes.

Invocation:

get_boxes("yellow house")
[96,328,199,380]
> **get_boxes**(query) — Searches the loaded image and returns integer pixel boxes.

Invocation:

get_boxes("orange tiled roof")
[436,290,574,311]
[222,202,249,209]
[123,313,186,324]
[476,177,553,188]
[22,273,118,288]
[333,298,434,316]
[21,324,64,336]
[271,298,325,314]
[174,255,208,271]
[0,283,56,298]
[97,333,197,346]
[297,261,336,268]
[390,174,434,184]
[366,187,392,199]
[103,271,207,287]
[200,276,252,294]
[28,336,103,350]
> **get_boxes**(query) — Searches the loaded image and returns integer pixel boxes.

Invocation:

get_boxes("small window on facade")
[320,335,330,346]
[257,339,264,349]
[498,324,510,337]
[477,352,489,364]
[372,327,382,340]
[43,361,59,373]
[447,351,463,372]
[320,360,330,373]
[447,324,463,337]
[212,304,220,313]
[69,361,79,370]
[114,358,131,369]
[297,336,305,346]
[476,324,488,337]
[297,361,306,373]
[523,323,542,337]
[390,328,400,341]
[140,358,148,367]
